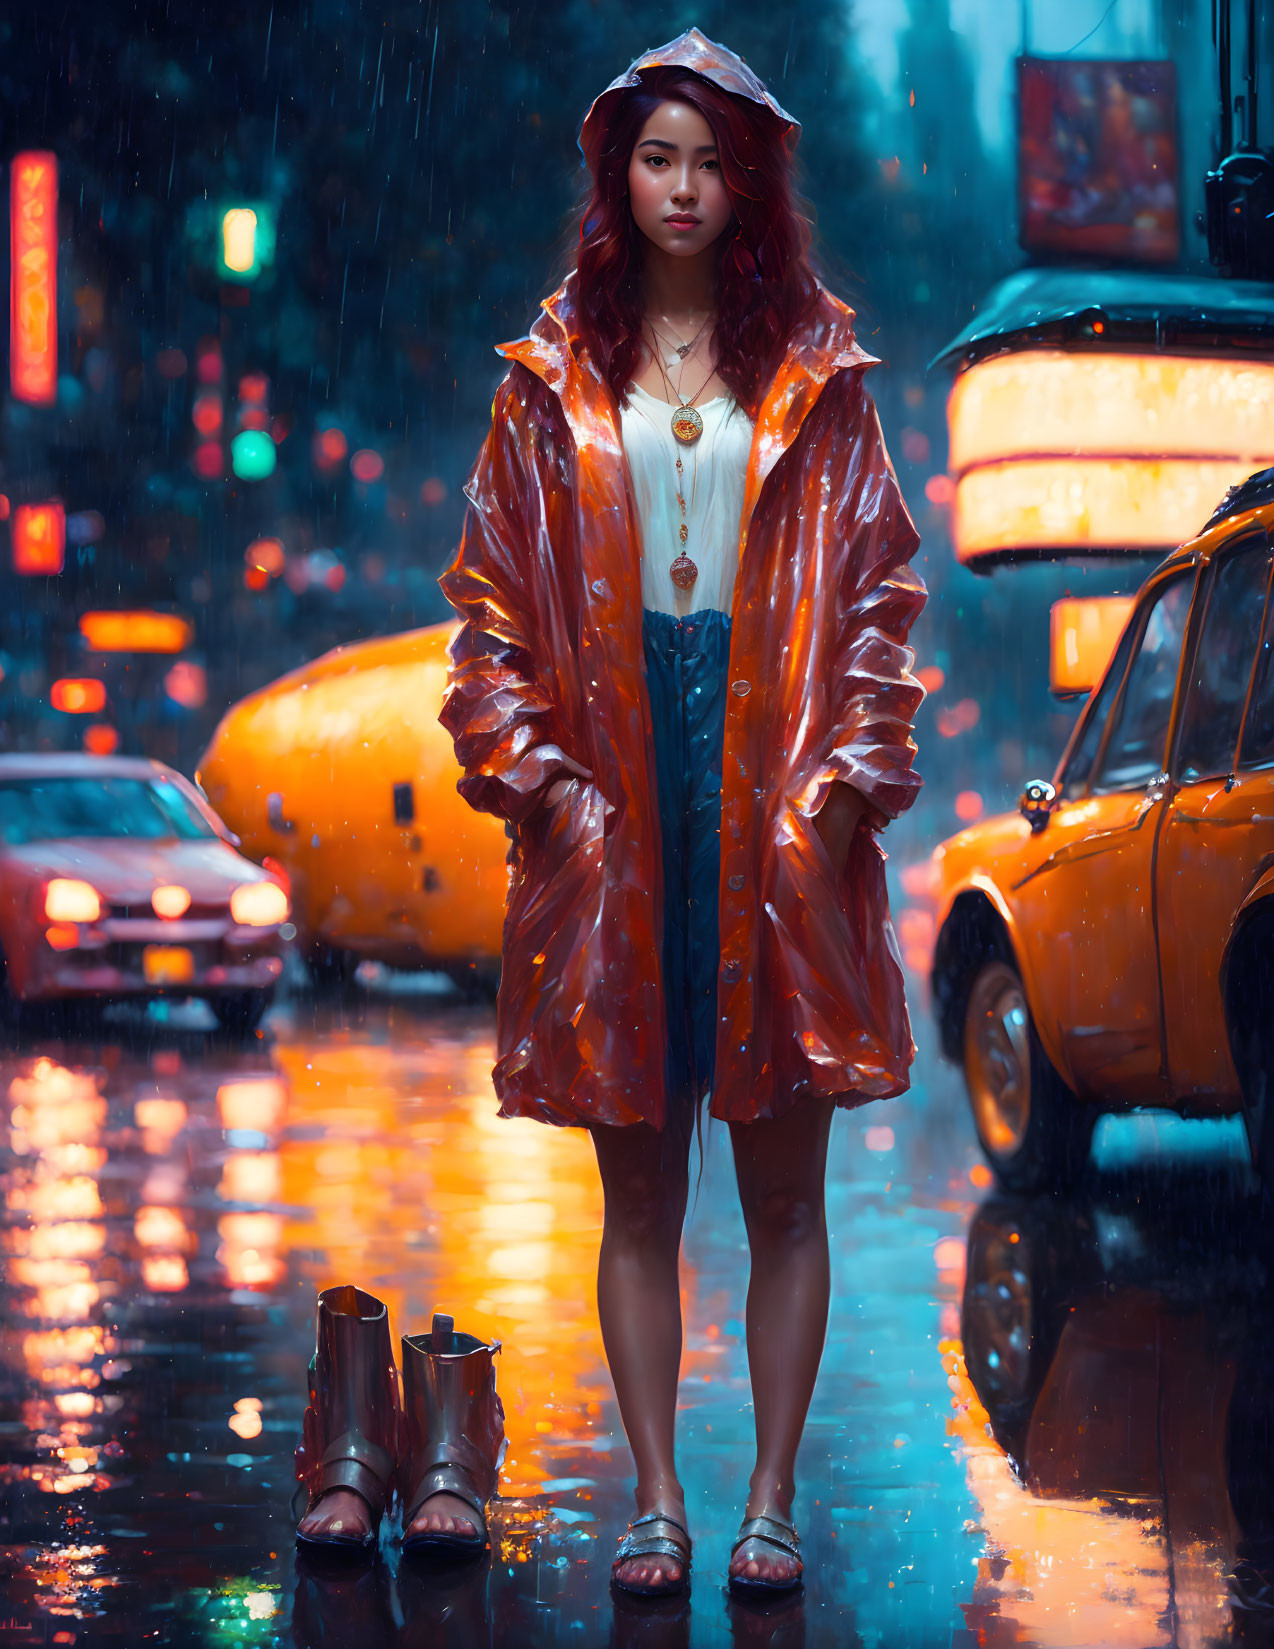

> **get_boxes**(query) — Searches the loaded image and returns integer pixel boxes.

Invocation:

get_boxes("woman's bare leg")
[728,1097,836,1584]
[592,1113,694,1590]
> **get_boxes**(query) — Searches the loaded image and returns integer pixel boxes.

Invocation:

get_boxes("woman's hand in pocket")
[545,756,594,809]
[544,761,614,820]
[813,780,868,873]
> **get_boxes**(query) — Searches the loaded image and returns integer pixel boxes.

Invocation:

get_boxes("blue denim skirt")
[641,608,732,1108]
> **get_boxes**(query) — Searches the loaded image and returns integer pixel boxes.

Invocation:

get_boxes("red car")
[0,754,289,1032]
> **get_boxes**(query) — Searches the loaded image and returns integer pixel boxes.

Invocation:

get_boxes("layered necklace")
[641,317,719,592]
[646,315,714,447]
[649,310,712,372]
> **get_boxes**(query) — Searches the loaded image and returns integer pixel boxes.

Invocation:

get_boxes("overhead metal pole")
[1246,0,1257,147]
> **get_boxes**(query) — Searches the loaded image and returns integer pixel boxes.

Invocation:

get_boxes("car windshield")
[0,776,215,847]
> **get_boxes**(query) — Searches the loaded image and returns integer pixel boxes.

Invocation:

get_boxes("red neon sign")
[10,152,58,406]
[12,503,65,575]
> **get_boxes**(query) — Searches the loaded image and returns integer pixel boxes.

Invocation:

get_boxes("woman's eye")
[701,160,719,171]
[645,155,668,168]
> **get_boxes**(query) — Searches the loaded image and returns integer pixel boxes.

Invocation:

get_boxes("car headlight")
[45,879,102,923]
[230,881,290,927]
[152,884,192,919]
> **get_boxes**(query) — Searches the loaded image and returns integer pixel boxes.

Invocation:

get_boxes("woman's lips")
[665,215,701,229]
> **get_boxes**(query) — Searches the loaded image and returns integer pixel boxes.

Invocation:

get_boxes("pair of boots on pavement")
[294,1285,505,1562]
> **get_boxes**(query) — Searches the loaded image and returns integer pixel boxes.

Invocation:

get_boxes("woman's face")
[627,99,734,262]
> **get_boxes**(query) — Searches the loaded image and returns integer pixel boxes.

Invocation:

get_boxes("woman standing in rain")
[440,29,924,1599]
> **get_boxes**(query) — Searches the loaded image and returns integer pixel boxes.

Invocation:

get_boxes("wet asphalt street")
[1,970,1272,1649]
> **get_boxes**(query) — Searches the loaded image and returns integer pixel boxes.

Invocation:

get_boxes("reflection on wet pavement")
[1,993,1271,1646]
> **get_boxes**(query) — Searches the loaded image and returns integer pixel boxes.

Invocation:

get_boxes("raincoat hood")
[578,27,800,176]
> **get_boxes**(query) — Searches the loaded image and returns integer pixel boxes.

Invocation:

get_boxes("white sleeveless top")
[619,381,754,618]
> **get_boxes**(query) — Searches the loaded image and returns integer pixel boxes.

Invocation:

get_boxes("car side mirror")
[1019,778,1057,834]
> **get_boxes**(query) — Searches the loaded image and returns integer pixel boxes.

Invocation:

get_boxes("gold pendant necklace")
[647,320,711,447]
[670,404,704,445]
[670,450,698,589]
[643,321,715,590]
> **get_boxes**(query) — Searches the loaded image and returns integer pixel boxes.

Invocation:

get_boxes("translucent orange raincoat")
[440,44,925,1133]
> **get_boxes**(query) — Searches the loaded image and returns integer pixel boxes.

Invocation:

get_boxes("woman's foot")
[297,1486,375,1544]
[404,1491,478,1542]
[612,1495,691,1593]
[728,1496,802,1588]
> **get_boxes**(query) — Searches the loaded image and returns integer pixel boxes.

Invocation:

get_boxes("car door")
[1157,534,1274,1102]
[1014,569,1195,1104]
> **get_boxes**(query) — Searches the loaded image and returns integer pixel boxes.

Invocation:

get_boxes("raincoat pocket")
[504,780,606,989]
[766,795,899,1093]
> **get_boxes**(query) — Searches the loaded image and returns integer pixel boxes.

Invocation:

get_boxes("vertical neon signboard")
[10,152,58,405]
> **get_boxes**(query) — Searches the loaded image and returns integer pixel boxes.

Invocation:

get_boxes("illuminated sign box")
[1049,597,1135,697]
[12,502,65,574]
[51,678,107,714]
[80,611,193,653]
[10,152,57,405]
[948,351,1274,564]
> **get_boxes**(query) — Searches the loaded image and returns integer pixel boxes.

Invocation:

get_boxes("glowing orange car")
[931,471,1274,1190]
[197,623,507,990]
[0,753,288,1030]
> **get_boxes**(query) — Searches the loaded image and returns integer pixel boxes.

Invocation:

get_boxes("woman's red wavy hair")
[575,67,818,414]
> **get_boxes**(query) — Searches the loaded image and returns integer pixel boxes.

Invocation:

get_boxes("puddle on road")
[0,999,1258,1647]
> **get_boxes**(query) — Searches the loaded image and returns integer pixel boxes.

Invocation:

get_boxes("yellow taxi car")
[197,623,508,992]
[931,468,1274,1190]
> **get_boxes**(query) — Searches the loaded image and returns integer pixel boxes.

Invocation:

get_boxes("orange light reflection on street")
[218,1151,281,1204]
[134,1205,192,1251]
[274,1036,611,1499]
[942,1332,1183,1645]
[5,1059,113,1520]
[229,1397,264,1440]
[217,1211,285,1290]
[24,1541,109,1619]
[217,1078,288,1132]
[134,1096,187,1152]
[933,1233,1231,1646]
[141,1255,189,1293]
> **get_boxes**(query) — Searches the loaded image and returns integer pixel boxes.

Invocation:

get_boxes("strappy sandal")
[399,1314,505,1566]
[610,1511,693,1600]
[728,1512,803,1599]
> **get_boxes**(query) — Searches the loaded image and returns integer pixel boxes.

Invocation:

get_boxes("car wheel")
[306,945,356,993]
[963,957,1094,1194]
[213,990,272,1037]
[961,1195,1081,1460]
